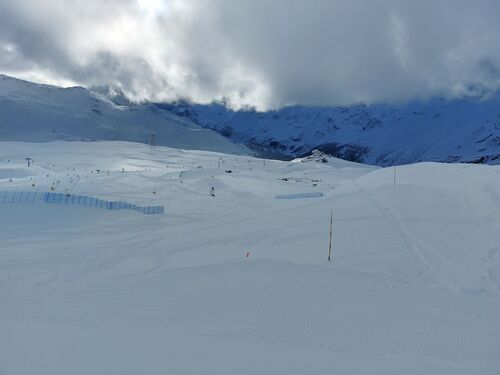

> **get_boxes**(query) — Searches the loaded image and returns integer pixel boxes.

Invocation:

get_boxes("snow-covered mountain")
[2,73,498,166]
[158,97,500,165]
[0,75,248,155]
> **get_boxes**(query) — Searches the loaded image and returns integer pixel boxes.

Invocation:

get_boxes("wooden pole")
[328,209,333,261]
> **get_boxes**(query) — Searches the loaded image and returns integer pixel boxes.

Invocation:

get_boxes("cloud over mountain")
[1,0,499,109]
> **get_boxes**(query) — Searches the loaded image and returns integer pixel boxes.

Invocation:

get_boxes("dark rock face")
[301,143,370,163]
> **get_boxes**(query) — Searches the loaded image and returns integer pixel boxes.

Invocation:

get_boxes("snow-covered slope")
[0,74,249,155]
[1,141,499,374]
[159,97,500,165]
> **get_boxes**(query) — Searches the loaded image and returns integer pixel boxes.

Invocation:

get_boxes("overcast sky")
[0,0,499,109]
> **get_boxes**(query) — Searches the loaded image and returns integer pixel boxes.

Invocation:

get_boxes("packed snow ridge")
[1,141,499,374]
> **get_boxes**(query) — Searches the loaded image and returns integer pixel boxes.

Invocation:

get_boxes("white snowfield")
[1,141,499,375]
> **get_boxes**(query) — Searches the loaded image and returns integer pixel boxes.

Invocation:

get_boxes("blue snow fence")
[0,191,164,215]
[275,192,324,200]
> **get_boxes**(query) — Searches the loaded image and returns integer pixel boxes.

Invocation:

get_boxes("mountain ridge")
[157,97,500,165]
[1,74,499,166]
[0,74,249,155]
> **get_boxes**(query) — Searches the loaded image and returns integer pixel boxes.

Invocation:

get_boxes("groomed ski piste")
[1,141,499,375]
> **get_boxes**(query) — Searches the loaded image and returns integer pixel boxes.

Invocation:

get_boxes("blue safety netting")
[0,191,164,215]
[275,192,324,200]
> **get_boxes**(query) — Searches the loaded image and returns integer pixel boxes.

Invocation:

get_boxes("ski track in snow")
[362,187,492,295]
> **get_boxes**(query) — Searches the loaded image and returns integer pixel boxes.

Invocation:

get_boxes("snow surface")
[1,141,500,374]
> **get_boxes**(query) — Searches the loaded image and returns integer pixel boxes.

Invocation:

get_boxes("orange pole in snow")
[328,209,333,261]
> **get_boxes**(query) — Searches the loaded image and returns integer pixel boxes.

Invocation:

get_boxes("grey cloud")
[0,0,499,109]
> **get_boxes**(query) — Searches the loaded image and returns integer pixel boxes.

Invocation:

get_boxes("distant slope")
[0,75,249,155]
[158,97,500,165]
